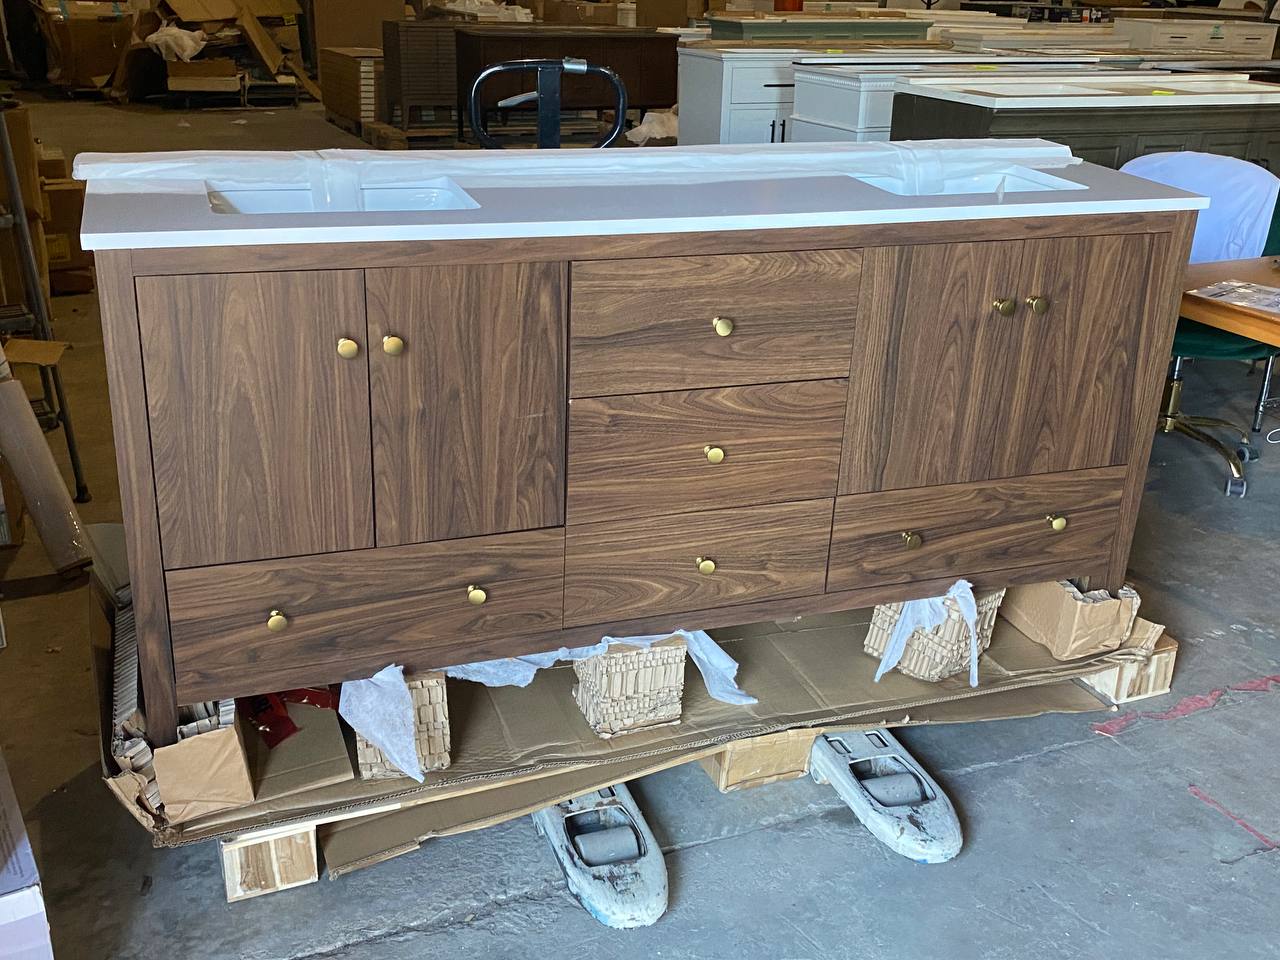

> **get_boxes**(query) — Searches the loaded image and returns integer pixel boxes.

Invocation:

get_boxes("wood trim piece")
[93,250,179,746]
[125,211,1186,276]
[1105,213,1198,588]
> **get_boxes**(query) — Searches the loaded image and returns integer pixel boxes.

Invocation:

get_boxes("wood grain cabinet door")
[990,233,1157,478]
[841,240,1024,494]
[135,271,373,569]
[365,263,566,546]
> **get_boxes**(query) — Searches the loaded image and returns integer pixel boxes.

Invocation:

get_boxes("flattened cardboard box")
[150,611,1147,848]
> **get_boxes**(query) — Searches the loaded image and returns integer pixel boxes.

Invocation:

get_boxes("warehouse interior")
[1,2,1280,959]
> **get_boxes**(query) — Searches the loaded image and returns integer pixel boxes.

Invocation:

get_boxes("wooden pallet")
[325,110,363,138]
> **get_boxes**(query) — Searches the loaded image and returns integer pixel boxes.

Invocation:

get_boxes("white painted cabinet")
[678,48,800,144]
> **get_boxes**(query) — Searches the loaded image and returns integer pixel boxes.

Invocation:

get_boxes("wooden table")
[1181,257,1280,348]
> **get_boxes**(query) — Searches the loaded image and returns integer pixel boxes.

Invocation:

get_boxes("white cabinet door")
[727,106,789,144]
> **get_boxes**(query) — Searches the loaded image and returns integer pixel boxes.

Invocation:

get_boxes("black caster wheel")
[1237,443,1260,463]
[1225,476,1248,498]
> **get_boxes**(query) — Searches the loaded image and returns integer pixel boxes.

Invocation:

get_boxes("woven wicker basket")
[573,636,688,739]
[355,671,451,780]
[864,589,1007,682]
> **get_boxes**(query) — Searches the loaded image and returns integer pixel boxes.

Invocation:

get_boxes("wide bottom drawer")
[564,499,834,627]
[167,528,565,702]
[827,467,1126,592]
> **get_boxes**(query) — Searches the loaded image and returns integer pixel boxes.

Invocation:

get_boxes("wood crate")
[355,672,451,780]
[573,637,687,738]
[221,826,318,902]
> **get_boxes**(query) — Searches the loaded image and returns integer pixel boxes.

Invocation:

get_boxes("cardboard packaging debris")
[864,588,1006,682]
[699,727,817,792]
[572,636,687,738]
[1,108,44,218]
[152,711,256,825]
[166,57,241,93]
[0,457,27,549]
[0,750,53,960]
[138,610,1143,850]
[1079,619,1176,704]
[355,672,451,780]
[319,47,384,127]
[1000,580,1141,660]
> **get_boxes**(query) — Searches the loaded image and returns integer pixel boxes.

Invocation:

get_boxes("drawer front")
[570,250,861,397]
[730,66,795,104]
[564,499,833,627]
[828,468,1125,592]
[167,529,566,702]
[567,380,847,524]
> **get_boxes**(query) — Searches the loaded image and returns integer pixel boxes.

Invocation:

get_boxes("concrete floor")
[2,92,1279,960]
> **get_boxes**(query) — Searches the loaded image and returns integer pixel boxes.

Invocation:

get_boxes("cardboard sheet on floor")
[317,676,1103,878]
[152,612,1141,847]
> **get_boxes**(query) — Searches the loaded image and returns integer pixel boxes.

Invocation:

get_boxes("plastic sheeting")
[73,139,1081,193]
[873,580,981,688]
[1121,152,1280,264]
[339,665,424,783]
[445,629,757,706]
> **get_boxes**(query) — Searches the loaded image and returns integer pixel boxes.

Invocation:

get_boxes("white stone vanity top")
[896,71,1280,108]
[75,140,1205,251]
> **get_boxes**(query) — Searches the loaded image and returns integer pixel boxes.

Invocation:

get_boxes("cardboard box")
[1,108,43,219]
[163,0,302,21]
[319,47,384,125]
[637,0,689,26]
[544,0,621,25]
[1000,580,1141,661]
[34,2,133,91]
[699,728,817,792]
[153,713,256,825]
[313,0,406,76]
[36,146,69,182]
[0,750,54,960]
[1080,623,1177,704]
[41,179,91,272]
[0,457,26,549]
[166,57,241,92]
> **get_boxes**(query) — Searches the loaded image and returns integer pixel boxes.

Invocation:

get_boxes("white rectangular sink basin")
[208,177,480,215]
[853,165,1087,196]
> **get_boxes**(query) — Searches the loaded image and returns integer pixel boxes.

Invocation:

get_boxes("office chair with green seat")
[1122,152,1280,498]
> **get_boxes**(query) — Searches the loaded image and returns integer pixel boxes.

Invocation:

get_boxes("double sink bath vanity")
[77,142,1203,743]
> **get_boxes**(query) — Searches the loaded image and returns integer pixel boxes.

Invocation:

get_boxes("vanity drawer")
[567,380,847,524]
[564,499,833,627]
[166,529,566,702]
[827,468,1126,592]
[570,250,861,397]
[730,66,795,104]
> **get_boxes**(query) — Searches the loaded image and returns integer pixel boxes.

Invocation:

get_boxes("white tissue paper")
[873,580,981,688]
[446,629,757,706]
[339,664,424,783]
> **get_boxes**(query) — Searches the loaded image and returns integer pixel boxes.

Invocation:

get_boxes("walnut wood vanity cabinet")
[96,210,1193,742]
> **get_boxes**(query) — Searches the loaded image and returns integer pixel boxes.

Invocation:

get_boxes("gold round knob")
[382,335,405,356]
[266,609,288,632]
[704,445,725,465]
[467,585,487,605]
[1026,295,1051,316]
[992,298,1016,317]
[696,556,716,575]
[336,337,360,360]
[901,531,922,550]
[711,316,735,337]
[1047,514,1068,533]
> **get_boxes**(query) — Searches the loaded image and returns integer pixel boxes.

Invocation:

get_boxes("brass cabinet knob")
[901,531,923,550]
[704,444,726,465]
[1046,514,1068,533]
[467,585,488,605]
[336,337,360,360]
[696,556,716,575]
[1026,295,1051,316]
[992,298,1016,317]
[711,316,735,337]
[266,609,288,632]
[382,335,405,356]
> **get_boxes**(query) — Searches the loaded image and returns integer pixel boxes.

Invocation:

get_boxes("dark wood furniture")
[454,24,677,129]
[890,95,1280,170]
[382,19,460,129]
[95,209,1194,743]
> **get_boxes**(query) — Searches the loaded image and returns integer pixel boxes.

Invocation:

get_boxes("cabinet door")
[366,263,566,546]
[136,271,373,568]
[840,241,1024,494]
[727,106,788,144]
[991,233,1155,477]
